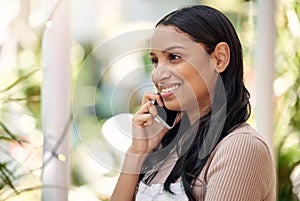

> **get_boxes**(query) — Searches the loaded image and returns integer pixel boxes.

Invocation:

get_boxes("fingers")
[132,112,166,139]
[129,92,168,155]
[142,92,163,107]
[132,113,153,127]
[133,91,162,130]
[136,99,157,117]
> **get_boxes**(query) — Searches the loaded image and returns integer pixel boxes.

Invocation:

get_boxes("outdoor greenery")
[0,68,42,200]
[0,0,299,200]
[275,0,300,200]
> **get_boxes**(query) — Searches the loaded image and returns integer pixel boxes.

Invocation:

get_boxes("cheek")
[191,63,217,92]
[184,52,217,94]
[151,71,154,82]
[181,66,214,101]
[151,70,157,86]
[190,76,209,98]
[182,66,207,90]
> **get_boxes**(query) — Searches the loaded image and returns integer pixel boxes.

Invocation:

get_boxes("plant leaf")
[0,68,39,93]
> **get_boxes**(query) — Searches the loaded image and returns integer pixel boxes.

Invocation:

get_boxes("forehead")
[150,26,205,54]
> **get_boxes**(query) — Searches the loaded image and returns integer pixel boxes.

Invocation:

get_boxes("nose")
[151,65,171,84]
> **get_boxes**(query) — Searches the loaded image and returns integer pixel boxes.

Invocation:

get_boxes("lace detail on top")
[135,182,188,201]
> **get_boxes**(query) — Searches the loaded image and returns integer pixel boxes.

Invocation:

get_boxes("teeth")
[161,85,179,93]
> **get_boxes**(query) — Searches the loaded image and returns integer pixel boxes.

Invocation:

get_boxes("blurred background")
[0,0,299,200]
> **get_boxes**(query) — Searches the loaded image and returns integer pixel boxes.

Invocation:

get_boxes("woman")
[111,5,276,201]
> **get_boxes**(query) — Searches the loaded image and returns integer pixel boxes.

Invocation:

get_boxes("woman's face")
[150,26,218,122]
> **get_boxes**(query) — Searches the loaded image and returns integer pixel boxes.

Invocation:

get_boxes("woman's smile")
[158,83,181,98]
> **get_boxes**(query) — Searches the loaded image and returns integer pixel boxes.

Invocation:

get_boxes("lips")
[159,83,181,98]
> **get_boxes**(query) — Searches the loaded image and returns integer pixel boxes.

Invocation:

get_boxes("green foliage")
[0,122,24,143]
[275,0,300,200]
[0,68,40,199]
[0,102,28,196]
[277,138,300,201]
[0,161,18,195]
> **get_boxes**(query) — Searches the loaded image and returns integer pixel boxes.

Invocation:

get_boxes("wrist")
[127,146,151,155]
[121,151,148,174]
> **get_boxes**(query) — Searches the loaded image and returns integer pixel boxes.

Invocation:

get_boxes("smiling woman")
[110,5,276,201]
[150,27,219,120]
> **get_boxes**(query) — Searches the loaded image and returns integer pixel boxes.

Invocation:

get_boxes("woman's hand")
[128,92,180,155]
[110,92,165,201]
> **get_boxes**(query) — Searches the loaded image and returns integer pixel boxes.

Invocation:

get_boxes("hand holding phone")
[153,101,179,129]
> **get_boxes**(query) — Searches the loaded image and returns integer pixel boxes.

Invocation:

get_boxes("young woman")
[111,5,276,201]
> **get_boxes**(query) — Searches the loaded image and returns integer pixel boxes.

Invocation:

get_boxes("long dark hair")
[140,5,251,201]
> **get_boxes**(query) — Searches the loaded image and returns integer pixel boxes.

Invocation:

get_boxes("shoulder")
[222,123,268,145]
[209,123,274,169]
[200,123,276,200]
[215,123,271,156]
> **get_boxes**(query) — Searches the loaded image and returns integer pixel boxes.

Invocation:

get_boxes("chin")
[164,100,181,111]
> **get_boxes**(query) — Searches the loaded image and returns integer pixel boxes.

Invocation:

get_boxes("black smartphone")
[153,100,179,129]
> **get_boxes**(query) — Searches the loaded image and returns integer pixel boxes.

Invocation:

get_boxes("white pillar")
[41,0,71,200]
[254,0,276,149]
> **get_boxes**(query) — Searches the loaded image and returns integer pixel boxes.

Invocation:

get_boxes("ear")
[210,42,230,73]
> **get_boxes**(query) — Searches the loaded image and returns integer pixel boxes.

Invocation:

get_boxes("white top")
[135,182,188,201]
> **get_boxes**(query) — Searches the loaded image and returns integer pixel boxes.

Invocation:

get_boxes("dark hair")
[140,5,251,201]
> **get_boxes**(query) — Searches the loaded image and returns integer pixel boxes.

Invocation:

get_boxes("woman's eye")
[169,53,181,61]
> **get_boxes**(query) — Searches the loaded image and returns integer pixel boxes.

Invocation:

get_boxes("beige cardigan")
[148,123,276,201]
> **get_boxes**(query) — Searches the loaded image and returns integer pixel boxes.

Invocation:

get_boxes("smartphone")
[153,100,179,129]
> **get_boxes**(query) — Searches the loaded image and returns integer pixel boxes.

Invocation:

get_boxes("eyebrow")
[149,46,186,56]
[164,46,186,52]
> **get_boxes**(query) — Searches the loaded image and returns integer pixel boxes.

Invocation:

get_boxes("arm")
[204,133,276,201]
[110,150,147,201]
[110,92,178,201]
[110,122,166,201]
[110,117,170,201]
